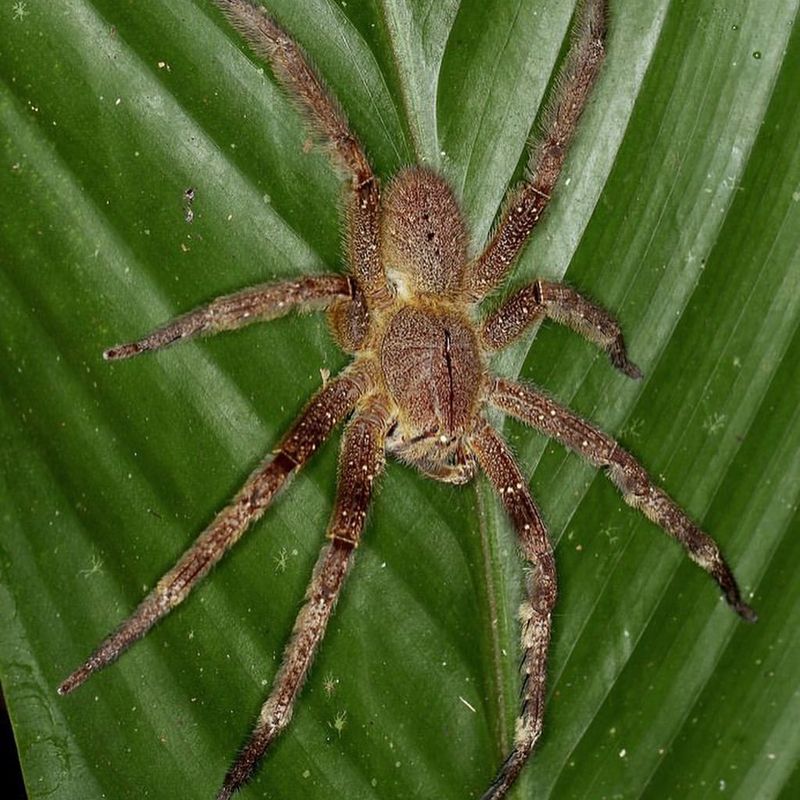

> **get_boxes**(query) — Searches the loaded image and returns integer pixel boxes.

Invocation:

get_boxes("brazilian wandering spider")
[58,0,757,797]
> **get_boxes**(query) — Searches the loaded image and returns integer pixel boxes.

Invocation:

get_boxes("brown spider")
[58,1,757,798]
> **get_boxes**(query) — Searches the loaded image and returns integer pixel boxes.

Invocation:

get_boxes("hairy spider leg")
[217,395,393,800]
[58,364,374,697]
[212,0,390,309]
[103,275,351,360]
[481,279,642,379]
[490,378,757,622]
[471,422,556,800]
[467,0,608,299]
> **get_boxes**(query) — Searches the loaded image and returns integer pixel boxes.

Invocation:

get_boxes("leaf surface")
[1,1,798,799]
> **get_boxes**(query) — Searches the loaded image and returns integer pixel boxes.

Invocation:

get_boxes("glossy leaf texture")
[1,1,799,799]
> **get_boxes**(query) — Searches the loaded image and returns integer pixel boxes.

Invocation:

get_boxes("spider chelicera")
[58,1,757,798]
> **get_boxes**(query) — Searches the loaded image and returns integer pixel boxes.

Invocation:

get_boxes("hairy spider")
[58,1,757,798]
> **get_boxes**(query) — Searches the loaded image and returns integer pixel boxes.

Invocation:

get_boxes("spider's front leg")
[490,378,757,621]
[481,278,642,378]
[58,362,374,696]
[467,0,608,299]
[218,394,393,800]
[470,422,556,800]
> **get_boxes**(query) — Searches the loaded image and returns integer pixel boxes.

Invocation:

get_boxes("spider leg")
[467,0,608,300]
[481,278,642,378]
[217,394,392,800]
[211,0,390,308]
[470,421,556,800]
[57,363,375,696]
[104,274,351,360]
[490,377,757,621]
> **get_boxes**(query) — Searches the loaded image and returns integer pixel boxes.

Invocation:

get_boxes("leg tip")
[735,602,758,624]
[622,361,643,380]
[57,663,95,695]
[103,342,142,361]
[608,341,643,380]
[217,771,245,800]
[57,675,78,696]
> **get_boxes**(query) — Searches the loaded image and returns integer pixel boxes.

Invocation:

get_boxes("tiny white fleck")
[458,696,477,713]
[702,412,727,435]
[329,709,347,736]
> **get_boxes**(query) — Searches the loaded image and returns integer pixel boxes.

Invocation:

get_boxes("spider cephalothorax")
[58,2,756,798]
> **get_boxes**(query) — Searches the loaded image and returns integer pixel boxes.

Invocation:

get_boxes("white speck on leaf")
[459,696,477,713]
[703,412,728,435]
[329,709,347,736]
[273,547,288,573]
[78,553,104,578]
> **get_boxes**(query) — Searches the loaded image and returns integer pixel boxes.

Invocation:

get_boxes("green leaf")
[1,1,798,799]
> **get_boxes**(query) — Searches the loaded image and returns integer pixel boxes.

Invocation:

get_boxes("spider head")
[386,425,477,485]
[380,166,468,298]
[380,304,483,452]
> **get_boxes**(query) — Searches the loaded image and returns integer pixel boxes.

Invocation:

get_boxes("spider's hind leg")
[211,0,390,306]
[467,0,608,300]
[218,395,392,799]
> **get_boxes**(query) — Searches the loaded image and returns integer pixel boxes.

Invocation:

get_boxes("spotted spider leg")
[103,274,352,360]
[481,279,642,379]
[467,0,608,300]
[212,0,390,311]
[470,422,556,800]
[217,395,393,800]
[58,363,375,697]
[490,377,757,622]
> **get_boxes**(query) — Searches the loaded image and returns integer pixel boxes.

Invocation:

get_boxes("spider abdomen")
[380,167,468,297]
[379,305,482,438]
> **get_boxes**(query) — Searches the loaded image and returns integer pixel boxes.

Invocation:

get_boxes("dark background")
[1,687,27,799]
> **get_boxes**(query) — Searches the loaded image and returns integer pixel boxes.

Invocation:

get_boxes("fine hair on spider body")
[58,1,757,798]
